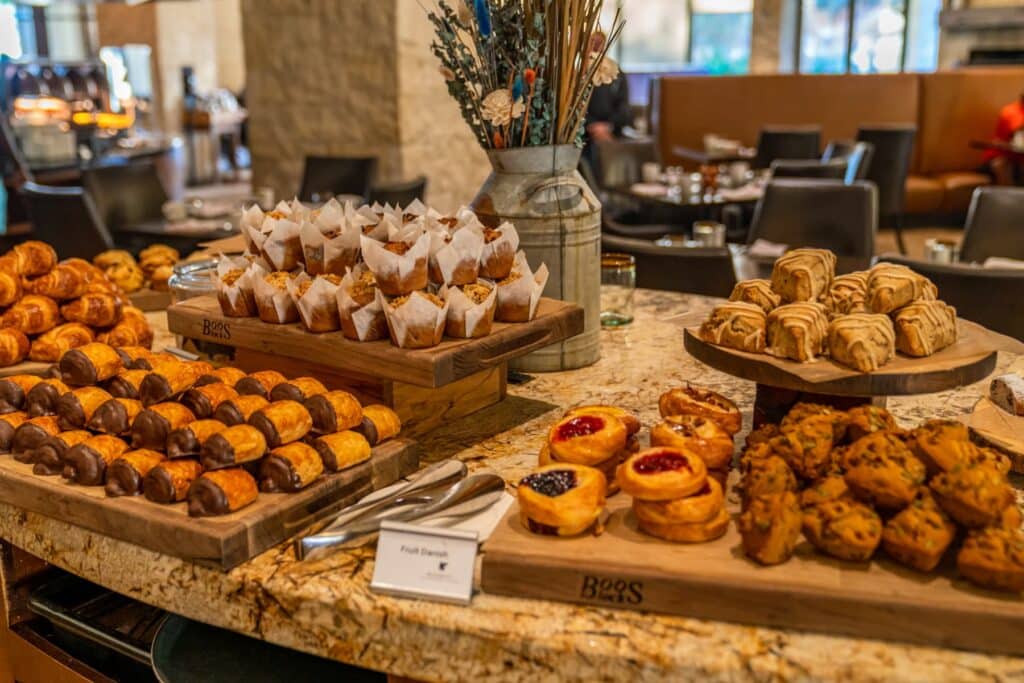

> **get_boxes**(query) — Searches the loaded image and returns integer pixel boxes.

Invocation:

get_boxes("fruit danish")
[957,527,1024,593]
[258,442,324,492]
[87,398,144,436]
[105,370,148,400]
[766,302,829,362]
[212,394,269,426]
[0,411,28,453]
[638,507,730,543]
[167,419,229,459]
[248,400,313,448]
[0,327,30,367]
[739,491,803,565]
[547,413,627,467]
[517,464,606,536]
[310,430,372,472]
[139,361,214,406]
[235,370,288,398]
[11,415,61,455]
[354,404,401,446]
[180,383,239,419]
[29,322,95,363]
[617,447,708,501]
[633,478,724,526]
[60,343,124,386]
[61,434,130,485]
[563,405,641,437]
[60,292,123,328]
[1,295,60,335]
[770,248,836,303]
[144,459,204,504]
[881,489,956,572]
[25,378,69,417]
[303,390,362,434]
[0,375,41,412]
[269,377,328,403]
[728,278,780,314]
[200,424,268,469]
[105,449,166,497]
[55,386,112,431]
[130,402,196,450]
[658,386,741,435]
[194,366,247,388]
[802,499,882,562]
[188,468,259,517]
[650,415,734,471]
[29,429,91,474]
[698,301,766,353]
[866,263,937,314]
[930,462,1015,528]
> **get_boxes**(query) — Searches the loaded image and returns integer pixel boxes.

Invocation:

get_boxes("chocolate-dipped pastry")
[25,378,70,416]
[0,375,42,412]
[87,398,144,435]
[130,403,196,450]
[59,342,123,386]
[259,442,324,492]
[11,415,61,455]
[187,468,259,517]
[354,404,401,446]
[248,400,312,448]
[234,370,287,398]
[61,435,129,485]
[311,430,371,472]
[137,354,184,375]
[139,361,214,406]
[194,366,247,388]
[144,459,203,503]
[106,369,148,399]
[0,411,28,453]
[166,419,228,458]
[303,390,362,434]
[212,395,268,426]
[269,377,328,403]
[56,386,113,430]
[113,345,155,369]
[200,425,267,470]
[29,430,91,473]
[180,383,239,419]
[105,449,165,497]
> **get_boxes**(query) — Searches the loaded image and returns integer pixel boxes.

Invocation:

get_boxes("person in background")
[985,92,1024,185]
[583,70,631,171]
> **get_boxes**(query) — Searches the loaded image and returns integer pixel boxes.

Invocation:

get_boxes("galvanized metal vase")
[472,145,601,371]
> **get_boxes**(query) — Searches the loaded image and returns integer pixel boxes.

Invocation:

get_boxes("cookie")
[739,491,802,566]
[881,490,957,572]
[802,499,882,562]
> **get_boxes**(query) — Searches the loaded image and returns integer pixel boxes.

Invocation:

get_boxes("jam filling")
[555,415,605,441]
[520,469,578,497]
[633,451,691,475]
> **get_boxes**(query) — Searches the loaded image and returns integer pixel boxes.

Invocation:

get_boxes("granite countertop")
[2,297,1023,682]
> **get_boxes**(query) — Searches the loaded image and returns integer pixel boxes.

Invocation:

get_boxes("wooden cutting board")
[0,438,419,570]
[481,493,1024,656]
[963,397,1024,474]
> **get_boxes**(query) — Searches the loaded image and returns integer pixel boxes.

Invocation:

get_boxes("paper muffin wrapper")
[360,231,431,296]
[446,282,497,338]
[300,220,361,276]
[240,204,265,252]
[378,288,450,349]
[429,224,484,286]
[336,265,387,341]
[260,216,304,272]
[288,273,341,333]
[214,253,257,317]
[479,221,520,279]
[495,251,549,322]
[251,265,299,324]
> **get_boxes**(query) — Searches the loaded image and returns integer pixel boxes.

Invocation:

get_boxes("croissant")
[0,375,42,412]
[11,415,62,455]
[144,459,204,504]
[303,390,362,434]
[105,369,148,399]
[1,296,60,335]
[166,419,229,459]
[97,316,154,349]
[25,264,86,300]
[188,468,259,517]
[60,293,123,328]
[25,378,70,416]
[114,346,156,370]
[60,258,107,285]
[29,322,96,362]
[87,398,144,435]
[355,404,402,446]
[0,411,28,452]
[248,400,313,448]
[311,430,371,472]
[259,442,324,492]
[12,240,58,276]
[130,402,196,450]
[269,377,328,403]
[56,386,113,430]
[212,395,268,426]
[0,327,29,367]
[195,366,247,388]
[180,383,239,419]
[105,449,166,497]
[29,429,91,474]
[139,361,214,406]
[0,269,21,307]
[59,342,124,386]
[235,370,288,398]
[61,434,130,485]
[200,424,267,469]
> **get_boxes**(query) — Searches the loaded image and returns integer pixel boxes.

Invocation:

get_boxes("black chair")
[298,156,378,203]
[602,210,684,240]
[753,126,821,169]
[856,125,916,254]
[770,159,848,180]
[82,161,168,231]
[366,176,427,207]
[876,254,1024,341]
[22,182,115,259]
[961,186,1024,264]
[600,233,737,297]
[821,141,875,181]
[748,179,877,270]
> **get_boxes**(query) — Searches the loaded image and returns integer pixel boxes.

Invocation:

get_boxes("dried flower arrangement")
[427,0,623,150]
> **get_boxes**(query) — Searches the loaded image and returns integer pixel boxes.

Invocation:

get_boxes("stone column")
[750,0,784,74]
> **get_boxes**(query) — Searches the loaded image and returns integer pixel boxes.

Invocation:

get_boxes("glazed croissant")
[59,258,107,285]
[60,292,123,328]
[1,295,60,335]
[12,240,58,277]
[97,306,153,349]
[0,327,30,367]
[0,269,21,307]
[29,322,96,362]
[25,264,87,300]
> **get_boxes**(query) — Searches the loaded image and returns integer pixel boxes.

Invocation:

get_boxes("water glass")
[924,238,960,264]
[601,253,636,327]
[693,221,726,247]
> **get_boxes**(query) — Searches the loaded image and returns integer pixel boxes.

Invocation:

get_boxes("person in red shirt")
[985,96,1024,185]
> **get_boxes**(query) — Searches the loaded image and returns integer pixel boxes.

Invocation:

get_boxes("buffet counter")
[1,296,1022,682]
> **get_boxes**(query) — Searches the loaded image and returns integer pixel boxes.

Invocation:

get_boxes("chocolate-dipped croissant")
[87,398,144,435]
[248,400,312,448]
[166,419,228,459]
[130,402,196,450]
[56,386,113,430]
[12,240,58,276]
[25,378,70,416]
[25,264,86,300]
[310,430,371,472]
[259,442,324,492]
[269,377,328,403]
[28,322,95,362]
[105,449,165,497]
[61,435,130,485]
[144,459,204,504]
[11,415,62,455]
[180,383,239,419]
[0,411,29,453]
[0,327,30,367]
[200,424,267,469]
[0,375,42,413]
[234,370,287,398]
[355,405,402,446]
[105,369,148,399]
[29,429,91,474]
[60,292,123,328]
[303,390,362,434]
[139,361,213,406]
[194,366,247,388]
[212,395,268,426]
[60,343,124,386]
[187,468,259,517]
[1,296,60,335]
[114,346,156,370]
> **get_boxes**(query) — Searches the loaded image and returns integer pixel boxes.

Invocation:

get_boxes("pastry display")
[518,463,606,536]
[770,248,836,303]
[728,279,780,314]
[867,263,937,314]
[892,300,958,357]
[698,301,766,353]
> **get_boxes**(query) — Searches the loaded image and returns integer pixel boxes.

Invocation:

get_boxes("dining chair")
[367,176,427,207]
[770,159,848,180]
[600,233,737,297]
[82,161,168,232]
[602,210,686,240]
[875,254,1024,341]
[960,186,1024,263]
[298,156,378,203]
[753,126,821,170]
[22,182,116,259]
[591,139,657,190]
[748,179,877,271]
[856,125,916,254]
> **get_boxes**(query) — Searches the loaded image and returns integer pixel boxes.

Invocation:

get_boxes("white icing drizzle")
[729,279,780,313]
[893,300,957,356]
[827,313,895,371]
[767,302,829,361]
[771,249,837,303]
[700,301,766,351]
[826,271,869,315]
[867,264,937,313]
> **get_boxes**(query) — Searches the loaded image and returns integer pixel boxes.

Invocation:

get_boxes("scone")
[930,462,1015,528]
[741,455,797,508]
[844,448,926,510]
[866,263,937,314]
[728,279,780,314]
[617,447,708,501]
[658,385,741,435]
[766,302,829,362]
[781,402,848,442]
[957,527,1024,593]
[799,474,852,509]
[837,430,912,470]
[802,498,882,562]
[770,248,836,303]
[882,489,956,572]
[517,464,606,536]
[892,300,957,357]
[739,491,802,565]
[649,414,734,471]
[827,313,895,372]
[909,419,974,475]
[698,301,766,353]
[824,271,869,316]
[770,415,835,481]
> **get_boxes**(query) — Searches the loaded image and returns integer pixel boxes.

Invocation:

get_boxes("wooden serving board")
[684,319,998,396]
[167,295,584,388]
[0,438,419,570]
[481,494,1024,656]
[963,397,1024,474]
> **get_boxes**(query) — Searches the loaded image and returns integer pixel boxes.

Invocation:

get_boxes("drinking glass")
[601,253,636,327]
[692,221,726,247]
[924,238,960,264]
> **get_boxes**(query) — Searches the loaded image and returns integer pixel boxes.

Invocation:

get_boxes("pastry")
[86,398,144,435]
[744,423,780,450]
[354,404,401,445]
[212,394,269,426]
[766,302,829,362]
[780,403,848,442]
[478,223,518,280]
[728,279,780,314]
[291,274,342,333]
[105,262,144,293]
[881,489,957,572]
[11,415,61,455]
[770,415,835,481]
[617,447,708,501]
[649,415,733,471]
[633,478,724,526]
[359,233,430,296]
[839,430,914,470]
[824,271,869,316]
[428,224,484,286]
[1,295,60,335]
[166,419,229,459]
[310,431,372,472]
[25,264,86,300]
[909,419,973,475]
[739,491,803,565]
[799,474,852,509]
[130,402,196,450]
[517,463,606,536]
[60,292,123,328]
[56,386,113,430]
[990,374,1024,416]
[698,301,766,353]
[60,343,124,386]
[106,369,148,400]
[770,248,836,303]
[845,405,898,442]
[114,346,156,370]
[258,442,324,492]
[843,448,926,509]
[180,382,239,419]
[187,468,259,517]
[25,378,69,417]
[957,527,1024,592]
[802,498,882,562]
[0,375,41,412]
[658,386,741,435]
[268,377,328,403]
[255,270,300,324]
[446,281,497,338]
[383,290,448,348]
[0,327,29,368]
[741,455,798,507]
[563,405,641,437]
[104,449,165,497]
[0,412,28,453]
[930,462,1015,528]
[29,322,95,362]
[0,268,21,307]
[892,300,957,357]
[61,434,130,485]
[537,440,622,494]
[139,361,213,406]
[303,390,362,434]
[12,241,58,277]
[827,313,895,372]
[235,370,288,398]
[248,400,313,448]
[195,366,248,388]
[92,249,134,271]
[866,263,937,314]
[494,252,548,323]
[548,412,627,467]
[97,309,153,348]
[637,507,730,543]
[337,267,389,342]
[144,459,204,504]
[28,429,90,474]
[216,264,256,317]
[200,424,268,469]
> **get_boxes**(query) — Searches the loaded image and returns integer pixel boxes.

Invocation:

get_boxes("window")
[800,0,850,73]
[689,0,753,75]
[850,0,906,73]
[904,0,941,72]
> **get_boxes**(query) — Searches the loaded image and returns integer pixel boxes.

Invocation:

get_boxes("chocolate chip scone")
[957,527,1024,593]
[802,498,882,562]
[739,491,802,566]
[741,455,797,509]
[930,462,1015,528]
[844,448,926,510]
[881,489,957,572]
[770,415,835,481]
